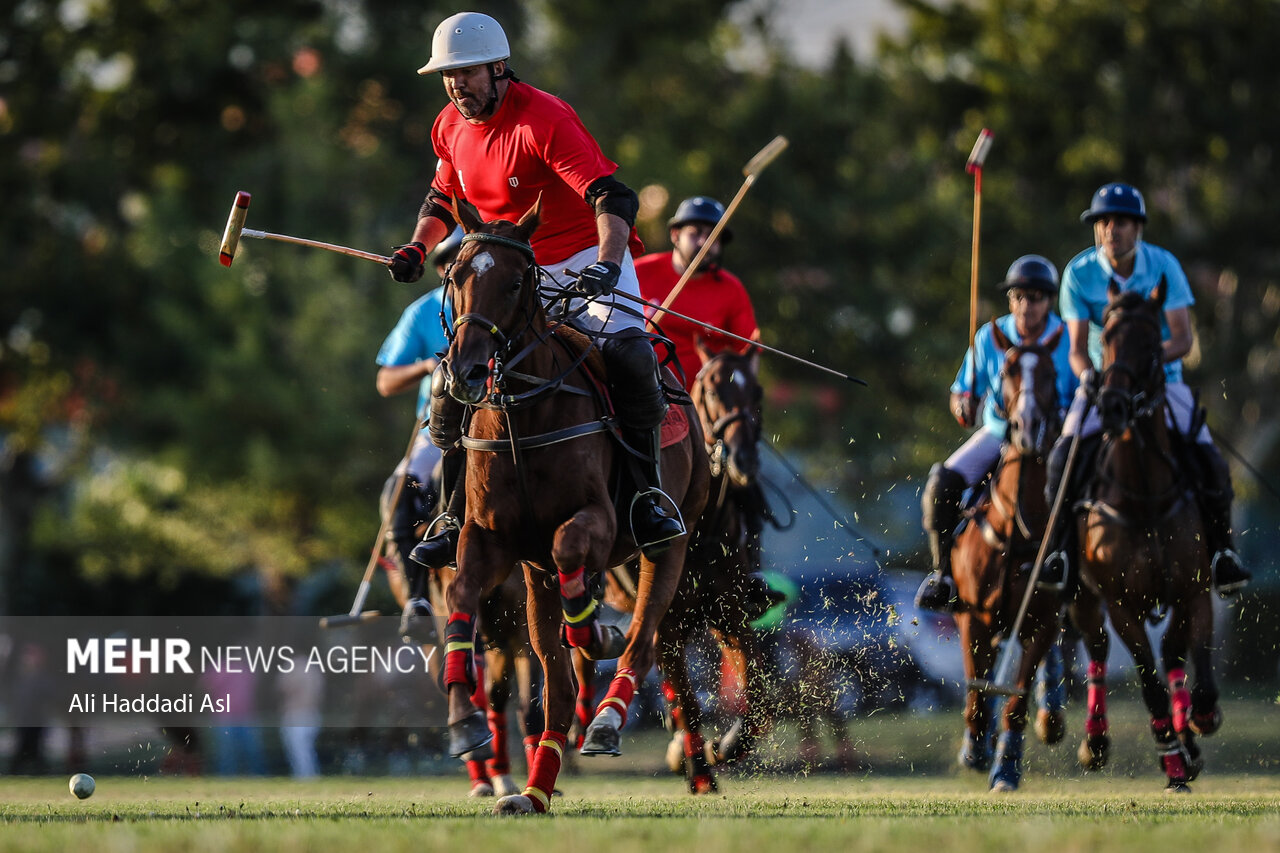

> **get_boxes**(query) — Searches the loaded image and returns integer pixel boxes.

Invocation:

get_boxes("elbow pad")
[418,188,456,228]
[584,175,639,227]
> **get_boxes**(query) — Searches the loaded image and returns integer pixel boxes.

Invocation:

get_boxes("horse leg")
[1034,637,1067,745]
[483,645,521,797]
[659,622,716,794]
[1188,599,1222,738]
[583,547,686,756]
[1110,607,1192,792]
[570,650,595,751]
[990,620,1056,792]
[1069,590,1111,770]
[956,614,995,772]
[442,528,513,758]
[494,566,576,816]
[462,653,493,795]
[711,628,769,766]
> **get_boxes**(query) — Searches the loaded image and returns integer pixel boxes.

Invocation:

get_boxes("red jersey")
[431,81,643,263]
[634,251,759,391]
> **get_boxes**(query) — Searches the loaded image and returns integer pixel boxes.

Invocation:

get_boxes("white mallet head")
[966,129,994,175]
[69,773,95,799]
[219,191,252,267]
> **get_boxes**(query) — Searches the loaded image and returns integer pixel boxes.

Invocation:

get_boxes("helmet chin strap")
[449,63,519,121]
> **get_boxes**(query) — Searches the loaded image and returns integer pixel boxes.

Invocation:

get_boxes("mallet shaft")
[241,229,393,265]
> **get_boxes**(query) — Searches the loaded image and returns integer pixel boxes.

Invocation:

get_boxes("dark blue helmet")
[999,254,1059,294]
[1080,182,1147,224]
[667,196,732,242]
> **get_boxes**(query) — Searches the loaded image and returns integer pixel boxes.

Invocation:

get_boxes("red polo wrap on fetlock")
[444,613,477,691]
[1168,668,1190,733]
[486,710,510,776]
[597,667,638,728]
[523,730,568,813]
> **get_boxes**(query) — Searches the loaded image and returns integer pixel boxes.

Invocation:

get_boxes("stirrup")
[1211,549,1250,597]
[630,488,685,557]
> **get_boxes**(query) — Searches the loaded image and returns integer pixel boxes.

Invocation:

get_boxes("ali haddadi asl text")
[66,692,231,715]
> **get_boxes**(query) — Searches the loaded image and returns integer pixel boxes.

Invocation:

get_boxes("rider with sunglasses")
[916,256,1077,612]
[1040,183,1250,597]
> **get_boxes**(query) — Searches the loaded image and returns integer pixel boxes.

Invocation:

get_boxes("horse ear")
[515,193,543,243]
[747,344,761,376]
[452,197,484,234]
[695,335,714,365]
[990,318,1011,352]
[1151,275,1167,310]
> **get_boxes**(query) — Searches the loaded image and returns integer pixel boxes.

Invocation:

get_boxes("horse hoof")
[990,777,1019,793]
[1190,707,1222,736]
[583,624,628,661]
[666,732,686,774]
[1035,709,1066,745]
[709,718,751,765]
[1165,782,1192,795]
[450,710,496,758]
[1078,735,1109,771]
[492,774,521,797]
[469,781,494,798]
[688,774,718,795]
[580,719,621,756]
[494,794,539,815]
[958,741,992,773]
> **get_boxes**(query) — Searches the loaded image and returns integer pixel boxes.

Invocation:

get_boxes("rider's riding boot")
[411,374,467,570]
[915,464,965,612]
[604,332,685,557]
[1038,436,1074,592]
[1193,443,1251,596]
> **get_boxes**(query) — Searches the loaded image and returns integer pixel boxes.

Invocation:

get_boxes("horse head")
[1098,278,1166,437]
[692,341,762,488]
[443,197,543,405]
[992,322,1062,458]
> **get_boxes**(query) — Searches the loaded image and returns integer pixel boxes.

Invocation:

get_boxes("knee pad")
[429,365,464,449]
[603,333,666,428]
[922,464,965,532]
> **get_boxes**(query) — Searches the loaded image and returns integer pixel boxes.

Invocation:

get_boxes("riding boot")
[915,464,965,612]
[1039,434,1099,593]
[1192,443,1251,596]
[410,447,465,569]
[603,332,685,557]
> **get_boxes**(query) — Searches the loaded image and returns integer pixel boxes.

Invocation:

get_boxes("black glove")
[389,242,427,283]
[575,261,621,297]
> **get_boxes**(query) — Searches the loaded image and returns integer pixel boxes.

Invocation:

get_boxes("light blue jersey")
[1059,242,1194,384]
[950,313,1077,433]
[376,287,450,417]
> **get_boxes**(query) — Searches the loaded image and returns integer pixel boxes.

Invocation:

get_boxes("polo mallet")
[648,135,789,328]
[319,415,426,630]
[968,424,1085,696]
[219,191,393,267]
[965,129,994,397]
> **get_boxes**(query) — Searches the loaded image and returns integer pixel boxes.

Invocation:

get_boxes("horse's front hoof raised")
[450,710,495,758]
[1035,708,1066,745]
[1190,706,1222,736]
[1078,734,1109,771]
[580,717,621,756]
[494,794,540,815]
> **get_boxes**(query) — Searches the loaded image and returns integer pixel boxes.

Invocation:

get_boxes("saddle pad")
[661,405,689,448]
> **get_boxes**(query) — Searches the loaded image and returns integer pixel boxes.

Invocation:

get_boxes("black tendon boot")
[1193,443,1250,596]
[604,332,685,557]
[915,464,966,612]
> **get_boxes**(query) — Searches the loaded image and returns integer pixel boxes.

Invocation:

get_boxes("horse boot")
[915,463,965,612]
[603,332,685,557]
[411,372,467,570]
[1192,443,1251,596]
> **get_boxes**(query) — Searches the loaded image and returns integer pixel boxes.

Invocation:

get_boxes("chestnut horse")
[437,199,708,815]
[607,345,772,793]
[951,323,1066,791]
[1068,280,1219,792]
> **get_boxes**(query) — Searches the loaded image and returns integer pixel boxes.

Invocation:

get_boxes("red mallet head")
[966,129,994,175]
[218,191,252,266]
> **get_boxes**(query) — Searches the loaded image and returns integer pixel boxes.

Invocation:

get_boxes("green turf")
[2,697,1278,852]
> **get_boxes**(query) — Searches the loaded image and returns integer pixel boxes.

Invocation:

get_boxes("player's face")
[442,63,499,120]
[671,222,721,267]
[1093,214,1141,265]
[1007,287,1051,335]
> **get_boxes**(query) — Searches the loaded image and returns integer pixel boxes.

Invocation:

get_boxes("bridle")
[693,355,762,480]
[1098,305,1166,433]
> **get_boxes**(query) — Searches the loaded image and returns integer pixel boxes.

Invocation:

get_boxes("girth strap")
[462,419,613,453]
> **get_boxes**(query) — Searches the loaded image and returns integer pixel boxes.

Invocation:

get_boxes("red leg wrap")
[443,613,477,691]
[684,730,705,758]
[523,734,538,766]
[661,680,678,704]
[522,730,567,814]
[486,710,510,776]
[1085,664,1108,737]
[1168,668,1190,734]
[465,758,489,785]
[559,566,597,649]
[597,667,638,728]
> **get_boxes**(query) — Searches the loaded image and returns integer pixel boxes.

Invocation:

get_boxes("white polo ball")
[69,773,95,799]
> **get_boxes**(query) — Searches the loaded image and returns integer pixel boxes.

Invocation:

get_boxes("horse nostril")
[463,363,489,385]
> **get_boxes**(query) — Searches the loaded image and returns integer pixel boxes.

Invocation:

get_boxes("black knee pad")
[603,332,666,428]
[922,463,965,532]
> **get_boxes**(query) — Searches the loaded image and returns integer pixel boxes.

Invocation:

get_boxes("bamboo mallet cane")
[648,136,789,329]
[965,129,994,399]
[320,415,426,629]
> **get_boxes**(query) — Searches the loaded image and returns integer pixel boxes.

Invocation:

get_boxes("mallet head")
[966,129,994,175]
[218,191,252,266]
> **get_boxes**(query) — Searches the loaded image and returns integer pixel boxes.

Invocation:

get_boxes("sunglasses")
[1009,290,1050,304]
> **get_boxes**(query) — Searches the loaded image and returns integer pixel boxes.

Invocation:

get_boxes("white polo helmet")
[418,12,510,75]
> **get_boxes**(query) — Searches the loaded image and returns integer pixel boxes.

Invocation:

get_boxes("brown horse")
[607,345,772,793]
[436,199,708,814]
[1068,280,1218,792]
[951,323,1066,791]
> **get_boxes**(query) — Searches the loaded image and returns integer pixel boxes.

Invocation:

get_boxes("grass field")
[3,696,1278,852]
